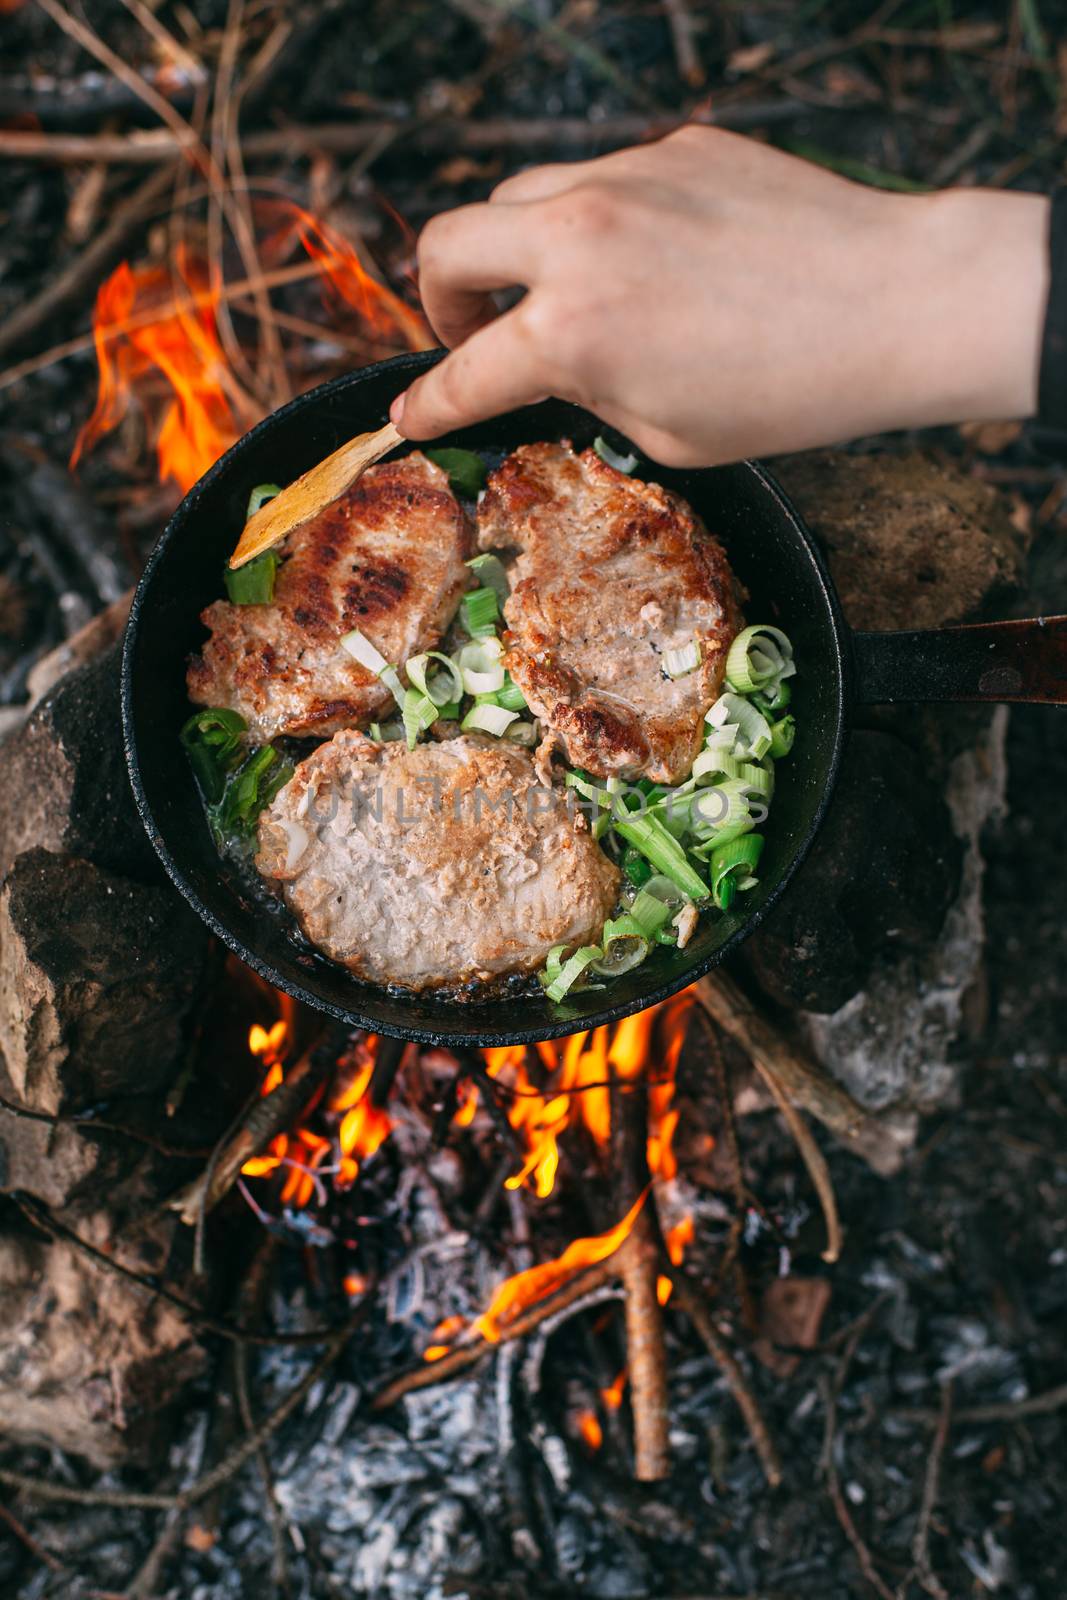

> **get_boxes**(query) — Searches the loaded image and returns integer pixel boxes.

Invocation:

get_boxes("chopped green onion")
[340,628,405,709]
[426,447,487,498]
[690,778,753,836]
[752,678,792,714]
[402,688,439,749]
[340,626,388,674]
[544,944,602,1002]
[505,720,539,746]
[769,715,796,758]
[462,702,519,737]
[565,770,611,811]
[725,624,795,695]
[613,812,708,903]
[628,888,672,937]
[456,637,505,695]
[461,586,500,638]
[591,917,650,976]
[706,691,772,760]
[211,744,294,843]
[466,552,510,603]
[622,847,653,888]
[407,650,464,707]
[369,722,383,741]
[225,550,277,605]
[435,700,462,721]
[544,945,565,983]
[709,833,764,910]
[246,482,281,518]
[663,639,702,679]
[180,706,247,804]
[495,675,527,713]
[593,435,638,474]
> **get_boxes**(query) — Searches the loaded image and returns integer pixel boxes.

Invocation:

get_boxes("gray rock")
[0,846,207,1116]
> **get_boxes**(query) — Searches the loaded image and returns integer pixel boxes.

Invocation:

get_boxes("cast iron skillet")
[121,351,1067,1046]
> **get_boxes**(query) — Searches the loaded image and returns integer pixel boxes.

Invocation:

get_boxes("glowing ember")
[602,1369,628,1411]
[577,1409,604,1450]
[423,1315,466,1362]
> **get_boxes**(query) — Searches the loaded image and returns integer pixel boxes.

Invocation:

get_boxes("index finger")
[416,199,541,349]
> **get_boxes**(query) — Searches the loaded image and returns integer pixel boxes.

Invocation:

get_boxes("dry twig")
[695,973,906,1175]
[173,1037,328,1227]
[666,1268,782,1489]
[370,1258,618,1409]
[819,1299,896,1600]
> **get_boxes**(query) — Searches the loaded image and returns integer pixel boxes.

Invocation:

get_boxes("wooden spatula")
[229,421,404,569]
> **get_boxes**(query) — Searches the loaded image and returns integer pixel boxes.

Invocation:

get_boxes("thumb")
[391,304,551,440]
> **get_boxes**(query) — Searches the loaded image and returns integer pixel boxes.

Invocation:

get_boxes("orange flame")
[73,200,429,493]
[70,249,240,492]
[577,1410,603,1450]
[473,1188,649,1345]
[280,201,432,352]
[602,1369,628,1411]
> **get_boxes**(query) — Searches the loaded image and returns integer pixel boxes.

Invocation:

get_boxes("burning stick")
[611,1068,670,1482]
[172,1035,328,1226]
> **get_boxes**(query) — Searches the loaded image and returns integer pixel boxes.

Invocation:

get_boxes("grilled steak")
[187,452,471,742]
[478,442,742,784]
[255,730,621,990]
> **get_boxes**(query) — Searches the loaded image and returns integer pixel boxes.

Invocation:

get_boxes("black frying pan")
[121,351,1067,1046]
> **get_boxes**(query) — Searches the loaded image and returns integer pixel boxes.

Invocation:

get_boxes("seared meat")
[188,452,471,742]
[255,731,620,991]
[478,442,742,784]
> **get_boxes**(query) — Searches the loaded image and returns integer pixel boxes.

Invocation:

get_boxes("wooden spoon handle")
[229,420,404,569]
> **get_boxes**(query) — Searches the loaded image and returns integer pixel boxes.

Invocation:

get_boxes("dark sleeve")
[1037,185,1067,435]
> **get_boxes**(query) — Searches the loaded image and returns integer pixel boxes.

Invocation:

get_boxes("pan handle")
[851,615,1067,705]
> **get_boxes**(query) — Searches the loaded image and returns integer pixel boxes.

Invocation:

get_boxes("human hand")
[391,127,1048,467]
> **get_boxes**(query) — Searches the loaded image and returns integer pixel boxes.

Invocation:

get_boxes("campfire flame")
[71,204,428,492]
[70,249,241,493]
[239,990,698,1364]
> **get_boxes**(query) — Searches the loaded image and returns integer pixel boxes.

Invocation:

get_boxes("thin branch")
[909,1380,953,1600]
[0,165,176,363]
[173,1036,329,1227]
[819,1300,896,1600]
[667,1267,782,1489]
[695,973,906,1175]
[370,1258,618,1409]
[892,1381,1067,1425]
[611,1061,669,1482]
[0,103,846,167]
[752,1055,842,1264]
[0,255,386,393]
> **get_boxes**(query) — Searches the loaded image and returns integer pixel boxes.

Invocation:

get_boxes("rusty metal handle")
[851,615,1067,706]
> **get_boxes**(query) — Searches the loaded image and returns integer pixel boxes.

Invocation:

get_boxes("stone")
[772,448,1028,631]
[0,1206,206,1468]
[0,640,158,884]
[0,847,208,1117]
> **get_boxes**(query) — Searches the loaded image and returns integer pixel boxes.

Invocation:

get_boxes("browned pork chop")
[478,442,743,784]
[255,731,620,991]
[187,453,471,742]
